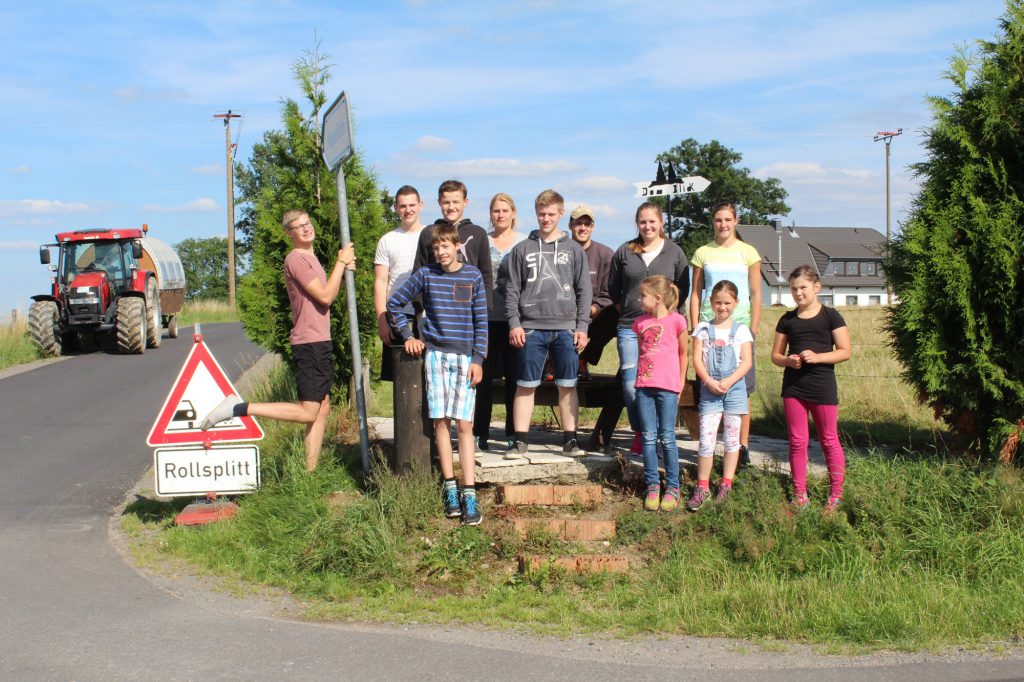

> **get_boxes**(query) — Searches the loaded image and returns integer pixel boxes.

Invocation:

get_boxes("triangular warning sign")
[147,337,264,446]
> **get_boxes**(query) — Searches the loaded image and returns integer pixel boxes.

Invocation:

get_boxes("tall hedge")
[885,1,1024,462]
[235,48,387,399]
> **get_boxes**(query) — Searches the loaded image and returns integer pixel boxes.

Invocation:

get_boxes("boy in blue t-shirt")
[386,223,488,526]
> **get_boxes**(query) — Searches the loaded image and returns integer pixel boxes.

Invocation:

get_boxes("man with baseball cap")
[569,204,614,379]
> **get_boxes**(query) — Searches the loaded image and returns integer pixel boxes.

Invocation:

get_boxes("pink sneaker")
[644,484,661,511]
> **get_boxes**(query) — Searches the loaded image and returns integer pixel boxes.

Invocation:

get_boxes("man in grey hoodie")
[503,189,592,458]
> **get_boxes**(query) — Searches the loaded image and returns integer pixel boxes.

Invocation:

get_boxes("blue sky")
[0,0,1009,315]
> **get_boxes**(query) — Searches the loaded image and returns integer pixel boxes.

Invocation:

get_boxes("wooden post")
[392,346,432,474]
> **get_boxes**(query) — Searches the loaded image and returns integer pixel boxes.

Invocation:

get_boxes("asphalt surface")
[1,322,1023,681]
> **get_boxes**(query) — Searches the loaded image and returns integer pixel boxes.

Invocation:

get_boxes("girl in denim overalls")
[687,280,753,511]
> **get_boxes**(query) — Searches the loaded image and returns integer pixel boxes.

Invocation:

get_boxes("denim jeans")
[616,327,639,431]
[636,387,680,489]
[518,329,578,388]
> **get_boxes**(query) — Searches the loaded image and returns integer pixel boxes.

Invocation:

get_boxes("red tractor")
[29,225,186,355]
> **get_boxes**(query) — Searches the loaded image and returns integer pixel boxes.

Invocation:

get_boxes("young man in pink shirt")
[200,209,355,471]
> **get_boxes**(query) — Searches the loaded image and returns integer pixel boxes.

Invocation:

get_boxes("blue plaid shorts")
[424,349,476,421]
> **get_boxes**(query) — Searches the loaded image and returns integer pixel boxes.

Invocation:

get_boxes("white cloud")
[395,157,583,178]
[756,162,875,185]
[0,240,38,250]
[413,135,454,153]
[142,198,219,213]
[570,175,630,192]
[3,165,30,174]
[190,164,222,175]
[562,199,621,220]
[0,199,101,216]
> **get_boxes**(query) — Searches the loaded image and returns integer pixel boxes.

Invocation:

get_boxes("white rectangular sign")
[154,445,260,497]
[633,176,711,198]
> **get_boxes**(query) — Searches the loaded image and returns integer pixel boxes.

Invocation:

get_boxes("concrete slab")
[367,417,827,483]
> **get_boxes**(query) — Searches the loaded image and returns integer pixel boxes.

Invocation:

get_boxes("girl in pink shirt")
[632,275,689,511]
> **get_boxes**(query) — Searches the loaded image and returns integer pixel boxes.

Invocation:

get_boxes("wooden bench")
[492,373,699,448]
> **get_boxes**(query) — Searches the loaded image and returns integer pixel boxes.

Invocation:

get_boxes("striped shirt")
[386,263,488,365]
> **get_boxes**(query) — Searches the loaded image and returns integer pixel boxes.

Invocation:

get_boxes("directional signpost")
[322,91,371,474]
[633,162,710,240]
[147,323,263,525]
[632,175,711,198]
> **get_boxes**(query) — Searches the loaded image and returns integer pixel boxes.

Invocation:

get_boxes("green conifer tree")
[235,44,387,398]
[885,1,1024,461]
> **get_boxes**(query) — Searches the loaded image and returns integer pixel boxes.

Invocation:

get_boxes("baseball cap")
[570,205,595,222]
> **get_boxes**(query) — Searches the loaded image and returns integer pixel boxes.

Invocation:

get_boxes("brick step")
[497,484,603,506]
[510,517,616,541]
[518,554,629,574]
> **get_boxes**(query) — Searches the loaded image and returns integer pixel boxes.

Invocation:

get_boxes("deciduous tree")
[654,139,790,258]
[175,236,228,301]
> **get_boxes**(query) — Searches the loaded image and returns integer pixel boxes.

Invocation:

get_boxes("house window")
[845,261,859,276]
[829,261,843,275]
[869,295,881,305]
[846,295,859,306]
[864,261,877,276]
[819,295,834,306]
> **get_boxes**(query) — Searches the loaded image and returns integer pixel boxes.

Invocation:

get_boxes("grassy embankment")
[123,309,1024,650]
[0,300,240,372]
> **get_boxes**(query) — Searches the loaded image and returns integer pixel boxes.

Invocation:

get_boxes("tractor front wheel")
[115,297,146,354]
[28,300,61,357]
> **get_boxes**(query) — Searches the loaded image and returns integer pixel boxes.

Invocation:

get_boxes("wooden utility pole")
[214,111,241,307]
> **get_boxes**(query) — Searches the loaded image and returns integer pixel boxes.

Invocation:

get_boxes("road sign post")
[147,323,264,525]
[322,91,371,474]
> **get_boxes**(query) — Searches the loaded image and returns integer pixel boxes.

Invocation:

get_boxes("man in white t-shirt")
[374,185,424,381]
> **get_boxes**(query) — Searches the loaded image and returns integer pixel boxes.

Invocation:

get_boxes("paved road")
[1,323,1022,681]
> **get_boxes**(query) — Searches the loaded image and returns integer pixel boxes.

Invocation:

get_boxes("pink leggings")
[783,397,845,498]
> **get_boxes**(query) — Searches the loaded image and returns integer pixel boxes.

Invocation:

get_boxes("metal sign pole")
[335,168,371,473]
[322,91,370,474]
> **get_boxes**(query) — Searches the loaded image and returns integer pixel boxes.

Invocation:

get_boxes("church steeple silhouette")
[653,161,667,186]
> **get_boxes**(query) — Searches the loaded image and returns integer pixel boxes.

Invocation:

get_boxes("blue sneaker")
[443,486,461,518]
[461,493,482,526]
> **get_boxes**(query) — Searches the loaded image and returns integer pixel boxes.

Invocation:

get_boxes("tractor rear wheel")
[115,297,146,354]
[29,300,61,357]
[146,279,161,348]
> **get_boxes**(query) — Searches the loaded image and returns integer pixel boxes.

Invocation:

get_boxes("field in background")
[177,299,240,326]
[0,313,39,371]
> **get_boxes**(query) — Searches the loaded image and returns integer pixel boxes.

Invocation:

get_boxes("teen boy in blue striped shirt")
[386,223,488,525]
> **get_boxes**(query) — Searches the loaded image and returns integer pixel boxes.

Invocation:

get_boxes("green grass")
[0,315,42,370]
[123,362,1024,650]
[177,299,240,326]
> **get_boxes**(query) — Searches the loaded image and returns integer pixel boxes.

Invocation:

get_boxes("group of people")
[200,181,852,528]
